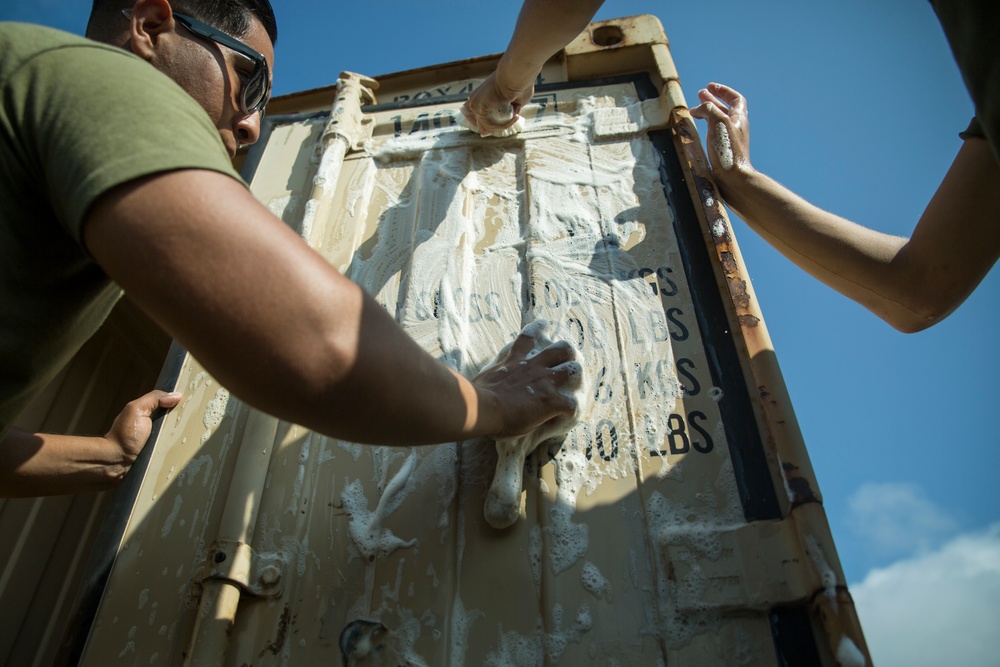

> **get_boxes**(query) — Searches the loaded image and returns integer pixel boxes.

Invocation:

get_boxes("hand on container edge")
[460,70,535,136]
[689,83,754,192]
[472,332,581,439]
[104,389,183,479]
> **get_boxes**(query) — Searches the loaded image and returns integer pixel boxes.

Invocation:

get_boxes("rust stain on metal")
[673,110,764,333]
[719,251,738,275]
[674,117,696,142]
[781,461,819,504]
[726,277,752,310]
[259,604,292,657]
[693,172,716,198]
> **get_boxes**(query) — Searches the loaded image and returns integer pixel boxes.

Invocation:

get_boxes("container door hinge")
[321,71,379,153]
[191,540,285,600]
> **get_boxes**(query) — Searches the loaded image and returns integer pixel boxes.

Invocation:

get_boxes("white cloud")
[851,524,1000,667]
[846,482,958,558]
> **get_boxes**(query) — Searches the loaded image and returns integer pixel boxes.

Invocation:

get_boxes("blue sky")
[4,1,998,664]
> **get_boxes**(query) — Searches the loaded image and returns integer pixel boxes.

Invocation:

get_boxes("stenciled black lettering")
[676,358,700,396]
[649,310,669,342]
[410,113,431,134]
[635,361,655,399]
[689,411,714,453]
[594,366,614,404]
[467,293,483,323]
[544,279,561,309]
[392,115,403,138]
[666,413,690,455]
[588,315,608,349]
[432,110,456,129]
[595,419,619,461]
[639,267,658,296]
[627,309,646,345]
[566,317,585,349]
[414,290,433,321]
[451,287,465,319]
[656,266,680,297]
[485,292,501,322]
[666,307,689,341]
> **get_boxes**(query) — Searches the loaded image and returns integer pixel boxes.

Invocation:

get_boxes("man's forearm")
[84,171,576,448]
[722,170,916,326]
[695,85,1000,333]
[291,286,505,445]
[0,428,128,497]
[497,0,605,92]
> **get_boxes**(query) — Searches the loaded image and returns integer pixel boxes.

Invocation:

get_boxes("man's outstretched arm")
[461,0,605,135]
[692,83,1000,332]
[83,169,578,446]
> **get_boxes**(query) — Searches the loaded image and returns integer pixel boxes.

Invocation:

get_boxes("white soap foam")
[340,452,419,560]
[159,495,182,539]
[546,446,591,574]
[644,488,746,649]
[200,387,230,444]
[713,122,734,170]
[580,560,613,602]
[484,601,593,666]
[711,219,727,239]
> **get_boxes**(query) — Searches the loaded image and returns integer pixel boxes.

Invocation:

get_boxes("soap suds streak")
[483,602,592,665]
[340,451,420,562]
[712,122,734,170]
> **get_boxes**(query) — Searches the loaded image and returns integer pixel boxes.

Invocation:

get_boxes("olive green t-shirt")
[0,23,243,437]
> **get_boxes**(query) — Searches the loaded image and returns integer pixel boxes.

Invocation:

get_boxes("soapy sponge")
[481,321,585,529]
[458,102,526,138]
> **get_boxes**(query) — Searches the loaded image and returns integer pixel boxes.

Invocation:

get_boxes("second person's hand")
[689,82,755,196]
[460,70,534,136]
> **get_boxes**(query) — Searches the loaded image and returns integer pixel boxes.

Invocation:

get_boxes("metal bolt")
[260,565,281,586]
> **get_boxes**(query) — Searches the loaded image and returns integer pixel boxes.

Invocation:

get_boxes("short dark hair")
[88,1,277,45]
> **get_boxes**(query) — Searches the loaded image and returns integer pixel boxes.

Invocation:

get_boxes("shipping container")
[3,14,870,666]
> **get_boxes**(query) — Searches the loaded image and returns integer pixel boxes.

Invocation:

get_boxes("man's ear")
[127,0,177,61]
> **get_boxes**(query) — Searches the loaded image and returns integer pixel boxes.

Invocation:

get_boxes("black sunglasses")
[123,9,271,117]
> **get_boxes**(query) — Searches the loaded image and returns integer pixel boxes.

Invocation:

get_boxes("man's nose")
[234,111,262,146]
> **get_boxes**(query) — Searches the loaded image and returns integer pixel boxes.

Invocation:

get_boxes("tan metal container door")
[1,297,171,667]
[63,15,870,667]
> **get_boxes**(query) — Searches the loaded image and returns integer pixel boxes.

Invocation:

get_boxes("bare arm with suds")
[691,83,1000,333]
[82,171,579,447]
[461,0,606,135]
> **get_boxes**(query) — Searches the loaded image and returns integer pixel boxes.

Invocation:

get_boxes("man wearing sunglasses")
[1,0,581,496]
